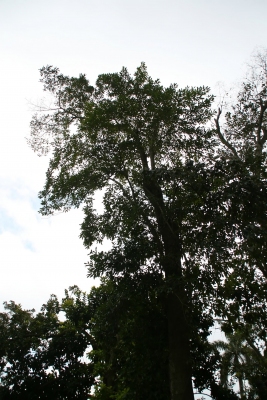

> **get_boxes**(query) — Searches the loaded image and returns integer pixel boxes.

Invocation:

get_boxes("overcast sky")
[0,0,266,317]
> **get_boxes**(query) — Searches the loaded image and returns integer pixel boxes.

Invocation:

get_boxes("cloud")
[0,208,22,235]
[0,179,94,312]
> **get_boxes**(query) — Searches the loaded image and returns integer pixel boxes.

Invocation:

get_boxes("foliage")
[22,51,267,399]
[0,277,237,400]
[88,274,170,400]
[212,323,267,400]
[0,287,94,399]
[208,50,267,400]
[28,62,221,400]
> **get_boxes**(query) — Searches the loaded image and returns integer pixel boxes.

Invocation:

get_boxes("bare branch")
[214,108,240,159]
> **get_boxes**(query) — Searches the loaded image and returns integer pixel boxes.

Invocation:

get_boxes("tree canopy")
[0,287,94,399]
[28,62,223,399]
[2,51,267,399]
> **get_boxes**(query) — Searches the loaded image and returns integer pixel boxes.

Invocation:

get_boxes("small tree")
[0,289,94,399]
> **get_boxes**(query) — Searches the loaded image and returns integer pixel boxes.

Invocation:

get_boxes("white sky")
[0,0,266,366]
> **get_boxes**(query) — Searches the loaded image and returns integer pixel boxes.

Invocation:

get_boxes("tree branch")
[257,100,267,151]
[108,175,164,256]
[214,108,240,159]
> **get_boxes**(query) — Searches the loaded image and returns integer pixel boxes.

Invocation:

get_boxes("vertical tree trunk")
[157,228,194,399]
[164,253,194,400]
[166,290,194,400]
[238,375,244,400]
[142,164,194,400]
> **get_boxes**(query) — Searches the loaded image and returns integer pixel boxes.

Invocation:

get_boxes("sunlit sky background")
[0,0,266,335]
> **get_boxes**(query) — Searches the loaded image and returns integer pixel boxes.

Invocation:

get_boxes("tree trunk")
[159,216,194,399]
[238,375,244,400]
[166,286,194,400]
[154,220,194,399]
[141,162,194,400]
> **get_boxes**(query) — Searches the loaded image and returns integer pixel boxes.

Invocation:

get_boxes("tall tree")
[29,63,216,399]
[213,49,267,280]
[214,332,248,399]
[215,266,267,400]
[205,51,267,400]
[27,53,267,398]
[213,322,267,400]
